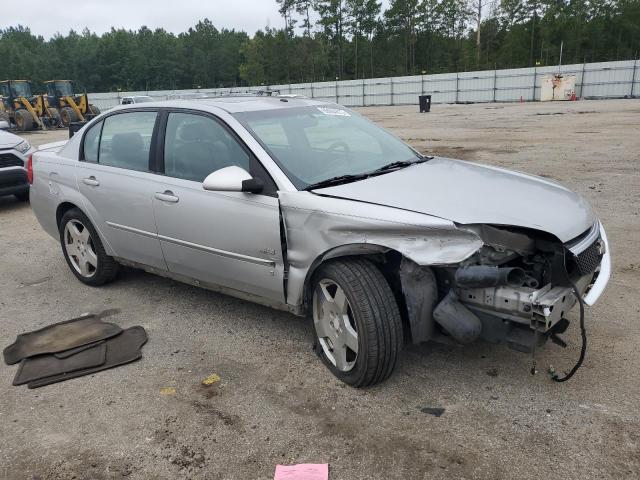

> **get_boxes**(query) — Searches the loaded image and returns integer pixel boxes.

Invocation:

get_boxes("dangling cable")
[552,251,587,382]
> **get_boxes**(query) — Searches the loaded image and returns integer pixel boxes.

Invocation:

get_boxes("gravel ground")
[0,99,638,480]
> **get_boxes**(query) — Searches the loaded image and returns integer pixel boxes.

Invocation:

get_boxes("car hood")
[314,157,595,243]
[0,130,21,149]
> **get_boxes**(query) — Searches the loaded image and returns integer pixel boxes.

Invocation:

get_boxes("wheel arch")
[300,243,431,345]
[56,201,81,230]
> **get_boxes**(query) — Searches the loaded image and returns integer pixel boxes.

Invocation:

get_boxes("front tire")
[312,258,403,387]
[59,208,119,286]
[60,107,79,127]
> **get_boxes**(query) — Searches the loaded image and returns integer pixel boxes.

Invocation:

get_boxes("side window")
[83,121,102,162]
[164,112,251,183]
[98,112,157,172]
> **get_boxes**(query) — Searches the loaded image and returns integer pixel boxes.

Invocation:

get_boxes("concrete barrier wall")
[88,60,640,110]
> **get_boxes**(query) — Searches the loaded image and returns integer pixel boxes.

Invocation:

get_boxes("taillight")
[27,154,33,184]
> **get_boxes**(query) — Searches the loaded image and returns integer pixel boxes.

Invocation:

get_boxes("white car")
[0,129,34,201]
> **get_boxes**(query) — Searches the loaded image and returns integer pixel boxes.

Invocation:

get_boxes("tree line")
[0,0,638,93]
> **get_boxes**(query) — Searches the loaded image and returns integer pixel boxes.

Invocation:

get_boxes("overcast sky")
[3,0,392,39]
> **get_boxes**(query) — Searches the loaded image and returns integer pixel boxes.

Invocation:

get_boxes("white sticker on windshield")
[317,107,351,117]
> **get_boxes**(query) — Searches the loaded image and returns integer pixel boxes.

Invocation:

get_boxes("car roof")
[111,96,330,114]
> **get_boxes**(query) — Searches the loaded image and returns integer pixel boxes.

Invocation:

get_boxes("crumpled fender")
[279,191,483,307]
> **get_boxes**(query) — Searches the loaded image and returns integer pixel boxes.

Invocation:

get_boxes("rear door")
[151,110,285,303]
[76,110,167,270]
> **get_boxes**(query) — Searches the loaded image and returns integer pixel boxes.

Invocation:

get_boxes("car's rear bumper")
[583,222,611,306]
[0,168,28,197]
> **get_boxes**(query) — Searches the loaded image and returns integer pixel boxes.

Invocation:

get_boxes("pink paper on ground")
[274,463,329,480]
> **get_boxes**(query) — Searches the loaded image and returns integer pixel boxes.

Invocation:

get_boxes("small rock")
[419,407,445,417]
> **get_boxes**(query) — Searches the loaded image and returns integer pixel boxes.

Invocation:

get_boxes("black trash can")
[419,95,432,113]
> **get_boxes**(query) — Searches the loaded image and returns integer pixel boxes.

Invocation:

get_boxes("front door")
[152,111,285,303]
[76,110,167,270]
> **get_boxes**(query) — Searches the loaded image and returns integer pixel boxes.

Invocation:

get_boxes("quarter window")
[163,112,251,182]
[98,112,157,172]
[83,121,102,162]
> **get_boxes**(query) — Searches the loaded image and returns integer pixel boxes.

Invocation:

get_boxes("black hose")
[552,257,587,382]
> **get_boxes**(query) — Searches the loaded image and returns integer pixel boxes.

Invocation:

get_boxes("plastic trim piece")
[105,220,275,267]
[583,223,611,306]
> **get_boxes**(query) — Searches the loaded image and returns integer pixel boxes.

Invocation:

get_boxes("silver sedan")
[30,97,611,386]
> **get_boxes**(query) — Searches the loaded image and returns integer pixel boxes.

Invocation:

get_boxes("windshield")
[234,106,420,189]
[10,82,32,98]
[55,82,74,96]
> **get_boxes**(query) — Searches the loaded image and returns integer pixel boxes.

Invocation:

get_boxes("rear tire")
[311,258,403,387]
[14,110,33,131]
[14,190,29,202]
[60,107,79,127]
[59,208,119,286]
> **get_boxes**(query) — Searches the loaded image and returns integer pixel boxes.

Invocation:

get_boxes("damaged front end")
[279,190,610,357]
[426,223,609,353]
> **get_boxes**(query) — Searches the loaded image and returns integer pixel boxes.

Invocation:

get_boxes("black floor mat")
[27,326,148,389]
[3,313,122,365]
[53,341,105,359]
[13,342,107,386]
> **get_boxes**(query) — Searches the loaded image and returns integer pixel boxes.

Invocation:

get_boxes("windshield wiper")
[367,156,431,175]
[303,173,369,191]
[304,156,432,191]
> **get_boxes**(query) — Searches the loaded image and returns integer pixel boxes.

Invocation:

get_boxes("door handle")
[155,191,179,203]
[82,176,99,187]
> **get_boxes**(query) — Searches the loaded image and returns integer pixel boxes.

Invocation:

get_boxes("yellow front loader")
[0,80,56,131]
[44,80,100,127]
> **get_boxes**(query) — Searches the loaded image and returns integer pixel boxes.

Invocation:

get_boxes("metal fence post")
[455,72,459,104]
[335,80,339,104]
[580,58,587,98]
[532,66,537,101]
[493,65,497,102]
[421,75,425,96]
[310,83,315,99]
[631,58,638,98]
[362,79,366,107]
[390,78,394,106]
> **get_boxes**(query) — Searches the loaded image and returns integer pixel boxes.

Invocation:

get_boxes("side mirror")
[202,166,263,194]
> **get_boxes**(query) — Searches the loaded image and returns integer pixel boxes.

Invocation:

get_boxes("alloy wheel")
[313,279,359,372]
[64,219,98,278]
